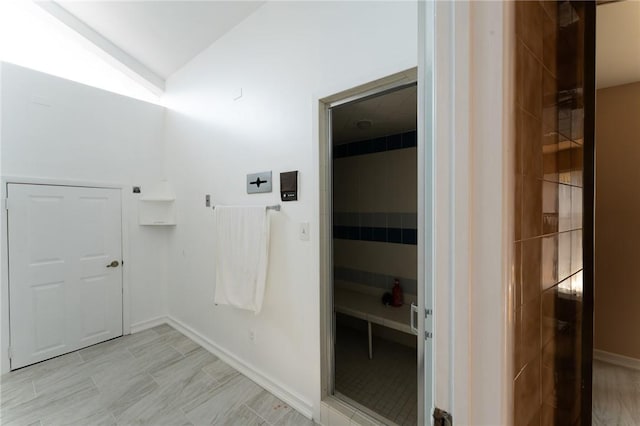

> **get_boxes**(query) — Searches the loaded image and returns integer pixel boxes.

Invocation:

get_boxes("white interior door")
[7,184,123,369]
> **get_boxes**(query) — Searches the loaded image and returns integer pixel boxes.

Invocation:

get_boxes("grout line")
[200,366,221,385]
[179,405,187,417]
[244,403,272,425]
[126,347,136,359]
[147,373,159,388]
[515,227,585,243]
[88,375,100,394]
[539,177,585,189]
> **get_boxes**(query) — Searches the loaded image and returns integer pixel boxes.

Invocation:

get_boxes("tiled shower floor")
[335,325,417,425]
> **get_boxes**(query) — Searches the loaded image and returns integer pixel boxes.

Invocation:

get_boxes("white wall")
[162,1,417,418]
[0,62,168,369]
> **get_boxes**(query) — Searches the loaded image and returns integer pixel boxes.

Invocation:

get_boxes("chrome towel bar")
[212,204,281,211]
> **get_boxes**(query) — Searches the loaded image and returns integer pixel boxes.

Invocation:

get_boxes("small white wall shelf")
[138,181,176,226]
[139,199,176,225]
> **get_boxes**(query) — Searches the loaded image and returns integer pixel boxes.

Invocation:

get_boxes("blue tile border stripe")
[333,212,417,245]
[333,226,417,245]
[334,267,417,295]
[333,130,417,158]
[334,212,417,228]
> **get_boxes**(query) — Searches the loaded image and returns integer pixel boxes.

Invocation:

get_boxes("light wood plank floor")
[0,324,316,426]
[593,359,640,426]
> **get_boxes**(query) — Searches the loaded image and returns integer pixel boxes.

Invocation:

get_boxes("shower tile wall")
[333,130,417,296]
[514,1,585,425]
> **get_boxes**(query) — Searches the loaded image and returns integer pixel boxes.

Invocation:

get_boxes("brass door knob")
[106,260,120,268]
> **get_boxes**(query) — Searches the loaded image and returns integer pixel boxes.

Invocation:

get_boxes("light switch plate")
[299,222,310,241]
[247,171,272,194]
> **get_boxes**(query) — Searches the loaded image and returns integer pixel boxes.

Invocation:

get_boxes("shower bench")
[334,287,415,359]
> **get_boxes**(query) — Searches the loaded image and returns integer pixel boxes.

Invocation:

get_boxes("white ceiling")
[56,1,264,80]
[596,1,640,89]
[332,85,417,144]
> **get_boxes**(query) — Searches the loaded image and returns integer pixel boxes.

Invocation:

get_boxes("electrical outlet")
[249,329,256,343]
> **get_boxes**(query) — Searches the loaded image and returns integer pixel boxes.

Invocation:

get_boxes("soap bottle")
[392,278,403,307]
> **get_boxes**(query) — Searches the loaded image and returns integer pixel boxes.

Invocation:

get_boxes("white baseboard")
[164,316,314,420]
[594,349,640,371]
[130,316,169,334]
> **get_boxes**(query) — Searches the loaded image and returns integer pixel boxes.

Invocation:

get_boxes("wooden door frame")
[0,176,129,374]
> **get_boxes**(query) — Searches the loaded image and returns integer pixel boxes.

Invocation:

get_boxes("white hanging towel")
[213,206,271,314]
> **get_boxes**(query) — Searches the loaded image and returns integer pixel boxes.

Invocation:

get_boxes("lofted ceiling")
[54,1,264,81]
[596,0,640,89]
[39,1,639,97]
[332,85,417,145]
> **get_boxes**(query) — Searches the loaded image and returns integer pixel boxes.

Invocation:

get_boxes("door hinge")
[8,346,12,360]
[425,308,433,340]
[4,198,8,210]
[434,407,453,426]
